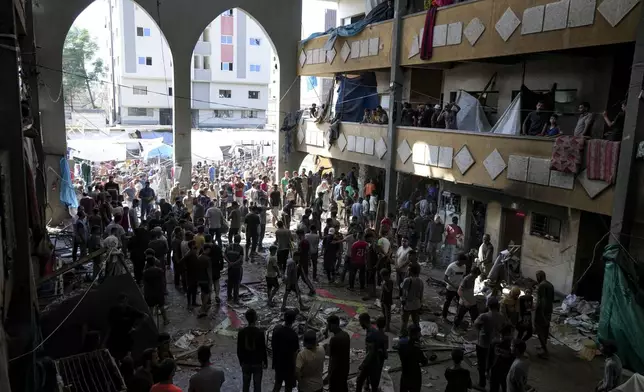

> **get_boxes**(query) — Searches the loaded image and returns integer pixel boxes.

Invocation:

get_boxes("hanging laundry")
[586,139,620,183]
[419,6,437,60]
[550,136,585,174]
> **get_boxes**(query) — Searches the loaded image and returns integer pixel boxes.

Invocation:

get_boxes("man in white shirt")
[442,254,467,322]
[395,237,412,289]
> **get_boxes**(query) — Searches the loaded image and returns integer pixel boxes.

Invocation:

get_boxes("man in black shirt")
[143,256,168,325]
[522,100,549,136]
[244,206,261,261]
[398,324,429,392]
[488,325,514,392]
[292,171,305,207]
[237,309,267,392]
[269,184,282,226]
[103,294,146,361]
[209,242,224,304]
[271,310,300,392]
[356,313,388,392]
[326,315,350,392]
[104,175,120,201]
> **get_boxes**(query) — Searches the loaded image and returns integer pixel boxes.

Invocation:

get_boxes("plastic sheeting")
[143,143,173,160]
[335,73,379,123]
[59,158,78,208]
[613,374,644,392]
[599,244,644,374]
[454,90,491,132]
[67,139,127,162]
[491,92,523,135]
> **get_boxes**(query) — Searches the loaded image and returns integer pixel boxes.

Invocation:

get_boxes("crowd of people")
[71,158,623,392]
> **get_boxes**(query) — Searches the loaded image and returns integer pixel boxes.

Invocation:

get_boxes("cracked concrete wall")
[33,0,301,224]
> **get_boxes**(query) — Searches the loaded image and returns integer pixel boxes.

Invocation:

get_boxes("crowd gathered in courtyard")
[68,156,623,392]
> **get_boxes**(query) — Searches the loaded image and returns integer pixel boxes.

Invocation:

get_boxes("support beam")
[173,51,192,187]
[384,0,406,215]
[0,2,36,390]
[609,5,644,248]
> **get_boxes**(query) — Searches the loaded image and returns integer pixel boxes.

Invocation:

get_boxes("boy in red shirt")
[349,232,369,290]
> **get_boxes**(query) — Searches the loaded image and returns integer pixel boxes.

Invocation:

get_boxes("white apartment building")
[107,0,272,128]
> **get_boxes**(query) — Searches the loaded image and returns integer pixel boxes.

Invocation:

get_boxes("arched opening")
[187,7,280,165]
[64,0,175,169]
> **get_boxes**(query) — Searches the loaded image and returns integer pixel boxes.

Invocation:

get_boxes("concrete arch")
[35,0,302,223]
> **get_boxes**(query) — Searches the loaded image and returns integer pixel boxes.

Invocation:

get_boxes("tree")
[62,27,106,109]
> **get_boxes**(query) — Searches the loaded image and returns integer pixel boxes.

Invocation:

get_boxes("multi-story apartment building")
[107,0,271,128]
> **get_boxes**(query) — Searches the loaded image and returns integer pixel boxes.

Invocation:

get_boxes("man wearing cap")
[473,297,507,389]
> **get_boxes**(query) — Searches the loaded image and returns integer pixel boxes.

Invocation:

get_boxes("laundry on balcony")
[301,2,393,50]
[550,136,585,174]
[586,139,620,184]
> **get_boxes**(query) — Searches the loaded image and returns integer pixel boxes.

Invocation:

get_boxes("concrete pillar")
[35,12,69,225]
[276,72,305,177]
[484,201,503,261]
[384,0,405,215]
[173,49,192,187]
[358,163,367,197]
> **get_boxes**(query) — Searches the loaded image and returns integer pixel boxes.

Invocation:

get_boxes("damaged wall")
[521,209,581,295]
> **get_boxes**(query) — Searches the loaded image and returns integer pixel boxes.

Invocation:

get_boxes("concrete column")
[276,69,304,177]
[358,163,367,197]
[173,49,192,187]
[610,5,644,250]
[485,201,503,261]
[384,0,406,214]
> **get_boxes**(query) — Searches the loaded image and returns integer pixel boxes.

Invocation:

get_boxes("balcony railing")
[395,126,613,215]
[298,0,639,75]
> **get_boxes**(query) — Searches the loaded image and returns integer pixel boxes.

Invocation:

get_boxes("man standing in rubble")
[326,314,350,392]
[535,270,554,359]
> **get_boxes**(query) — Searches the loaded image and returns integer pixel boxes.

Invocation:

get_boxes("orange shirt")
[365,183,376,196]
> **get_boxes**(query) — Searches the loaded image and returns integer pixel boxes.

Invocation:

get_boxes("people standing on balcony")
[522,100,548,136]
[602,101,626,141]
[361,108,373,124]
[574,102,595,137]
[438,102,461,130]
[418,103,434,127]
[540,114,561,137]
[374,105,389,124]
[309,103,318,118]
[401,102,415,126]
[431,104,443,128]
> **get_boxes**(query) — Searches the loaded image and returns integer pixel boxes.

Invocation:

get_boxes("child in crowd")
[444,348,472,392]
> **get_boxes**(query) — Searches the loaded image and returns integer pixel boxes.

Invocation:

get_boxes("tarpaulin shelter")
[454,90,491,132]
[335,73,379,123]
[142,143,173,160]
[599,244,644,374]
[491,92,523,135]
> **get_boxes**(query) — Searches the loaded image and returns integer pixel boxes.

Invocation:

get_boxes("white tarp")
[192,133,224,162]
[67,139,127,162]
[491,92,522,135]
[455,90,491,133]
[613,374,644,392]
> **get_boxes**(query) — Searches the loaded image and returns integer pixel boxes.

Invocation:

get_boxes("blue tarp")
[139,131,173,145]
[307,76,318,91]
[335,73,379,122]
[301,2,392,49]
[60,158,78,208]
[144,144,173,160]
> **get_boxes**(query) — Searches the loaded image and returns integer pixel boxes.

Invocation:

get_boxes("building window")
[138,56,145,65]
[145,57,152,65]
[128,107,151,117]
[193,55,202,69]
[248,91,260,99]
[221,35,233,44]
[250,64,261,72]
[219,89,231,98]
[250,38,261,46]
[136,27,151,36]
[530,213,562,242]
[203,56,211,70]
[202,28,210,42]
[215,109,233,118]
[221,62,234,71]
[342,13,365,26]
[242,110,258,118]
[132,86,147,95]
[168,87,173,96]
[221,9,233,17]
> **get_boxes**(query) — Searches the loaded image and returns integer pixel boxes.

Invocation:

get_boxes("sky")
[71,0,338,59]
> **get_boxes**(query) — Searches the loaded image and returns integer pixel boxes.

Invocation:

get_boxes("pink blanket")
[586,139,620,183]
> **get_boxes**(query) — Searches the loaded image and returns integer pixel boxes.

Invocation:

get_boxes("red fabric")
[586,139,620,183]
[420,7,437,60]
[434,0,454,5]
[550,136,585,174]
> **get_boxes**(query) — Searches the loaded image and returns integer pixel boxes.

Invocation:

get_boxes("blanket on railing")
[550,135,585,174]
[586,139,620,183]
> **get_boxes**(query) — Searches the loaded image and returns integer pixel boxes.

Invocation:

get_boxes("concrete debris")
[419,321,439,337]
[323,307,341,315]
[174,332,195,350]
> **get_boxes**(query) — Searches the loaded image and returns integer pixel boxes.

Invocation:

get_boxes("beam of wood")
[37,248,107,285]
[13,0,26,35]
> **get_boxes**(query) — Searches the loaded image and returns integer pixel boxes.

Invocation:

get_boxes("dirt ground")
[158,235,606,392]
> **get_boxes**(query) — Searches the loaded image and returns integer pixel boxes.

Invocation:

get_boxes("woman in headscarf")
[501,286,522,330]
[128,227,150,285]
[315,179,331,212]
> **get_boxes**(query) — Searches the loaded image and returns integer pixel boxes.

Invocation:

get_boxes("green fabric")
[599,244,644,373]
